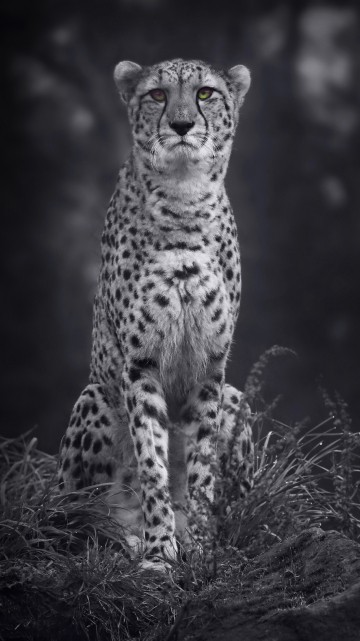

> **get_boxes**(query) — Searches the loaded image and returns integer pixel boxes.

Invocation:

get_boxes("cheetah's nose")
[169,121,195,137]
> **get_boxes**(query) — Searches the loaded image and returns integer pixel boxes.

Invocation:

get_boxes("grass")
[1,347,360,640]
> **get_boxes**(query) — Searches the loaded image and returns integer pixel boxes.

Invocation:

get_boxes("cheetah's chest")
[131,251,232,393]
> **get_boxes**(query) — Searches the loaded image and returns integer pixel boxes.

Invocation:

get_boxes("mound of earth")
[178,528,360,641]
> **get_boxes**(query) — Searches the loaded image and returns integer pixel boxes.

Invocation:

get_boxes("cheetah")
[59,58,254,568]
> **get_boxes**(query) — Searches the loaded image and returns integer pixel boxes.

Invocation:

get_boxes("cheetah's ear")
[114,61,143,103]
[227,65,251,102]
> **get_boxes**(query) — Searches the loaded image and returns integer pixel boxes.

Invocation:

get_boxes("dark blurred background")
[2,0,359,452]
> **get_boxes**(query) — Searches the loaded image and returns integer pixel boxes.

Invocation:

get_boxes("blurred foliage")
[1,0,360,450]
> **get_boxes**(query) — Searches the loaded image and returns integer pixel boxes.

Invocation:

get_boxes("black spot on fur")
[93,439,103,454]
[143,402,159,418]
[133,358,157,369]
[81,404,90,420]
[204,288,218,306]
[72,432,82,449]
[141,307,155,323]
[174,263,200,279]
[134,415,142,428]
[83,432,92,451]
[149,545,160,555]
[154,293,169,307]
[155,445,164,457]
[212,307,222,322]
[188,472,199,484]
[217,321,226,335]
[131,334,141,348]
[197,426,211,441]
[199,385,217,401]
[129,367,141,382]
[142,382,157,394]
[160,534,170,542]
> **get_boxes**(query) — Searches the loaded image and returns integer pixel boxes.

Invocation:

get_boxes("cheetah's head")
[114,58,250,176]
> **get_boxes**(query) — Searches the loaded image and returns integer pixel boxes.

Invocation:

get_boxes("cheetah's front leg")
[122,359,177,565]
[180,364,226,537]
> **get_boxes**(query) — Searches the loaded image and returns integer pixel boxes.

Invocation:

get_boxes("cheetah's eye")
[149,89,166,102]
[197,87,213,101]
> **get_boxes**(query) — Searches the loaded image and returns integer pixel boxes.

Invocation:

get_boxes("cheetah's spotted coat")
[59,58,254,567]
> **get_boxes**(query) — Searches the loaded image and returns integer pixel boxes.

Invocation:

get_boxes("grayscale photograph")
[1,1,360,639]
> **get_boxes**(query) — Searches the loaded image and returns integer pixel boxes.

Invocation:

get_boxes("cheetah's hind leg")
[58,384,143,555]
[217,384,254,502]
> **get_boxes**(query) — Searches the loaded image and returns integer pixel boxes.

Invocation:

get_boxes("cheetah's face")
[114,59,250,174]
